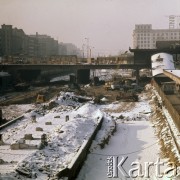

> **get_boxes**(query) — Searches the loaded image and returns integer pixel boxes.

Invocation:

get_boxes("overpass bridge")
[0,63,150,84]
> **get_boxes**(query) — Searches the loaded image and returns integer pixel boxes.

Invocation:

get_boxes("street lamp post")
[82,44,85,59]
[85,37,89,62]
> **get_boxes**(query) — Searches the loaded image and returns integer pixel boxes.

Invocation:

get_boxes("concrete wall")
[152,79,180,153]
[56,116,103,180]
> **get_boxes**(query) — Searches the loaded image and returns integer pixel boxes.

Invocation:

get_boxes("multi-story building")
[0,24,13,56]
[30,33,58,57]
[133,24,180,49]
[12,28,28,56]
[0,24,29,58]
[0,24,59,59]
[0,24,80,60]
[28,36,38,57]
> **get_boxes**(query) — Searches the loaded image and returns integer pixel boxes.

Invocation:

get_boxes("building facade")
[133,24,180,49]
[30,33,58,57]
[0,24,81,61]
[0,24,13,56]
[0,24,59,59]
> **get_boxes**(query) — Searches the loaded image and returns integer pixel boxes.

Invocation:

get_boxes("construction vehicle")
[104,82,113,90]
[36,94,45,103]
[104,73,125,90]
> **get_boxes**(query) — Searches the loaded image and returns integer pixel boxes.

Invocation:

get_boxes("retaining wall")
[56,116,103,180]
[152,79,180,131]
[152,79,180,153]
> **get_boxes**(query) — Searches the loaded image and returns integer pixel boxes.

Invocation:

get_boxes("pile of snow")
[101,93,152,122]
[15,116,98,178]
[75,103,102,120]
[100,97,109,102]
[55,92,80,107]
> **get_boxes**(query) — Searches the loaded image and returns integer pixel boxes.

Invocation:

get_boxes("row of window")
[136,33,180,37]
[137,37,151,40]
[136,36,179,42]
[134,44,158,49]
[136,32,180,37]
[135,25,152,30]
[136,36,180,41]
[138,44,151,48]
[136,37,180,44]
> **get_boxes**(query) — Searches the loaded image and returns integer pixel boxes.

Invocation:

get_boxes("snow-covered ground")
[77,121,160,180]
[77,90,180,180]
[0,92,103,179]
[0,86,179,180]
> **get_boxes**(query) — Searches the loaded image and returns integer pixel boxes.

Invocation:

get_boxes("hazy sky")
[0,0,180,56]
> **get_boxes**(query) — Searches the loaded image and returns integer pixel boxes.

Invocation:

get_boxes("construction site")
[0,68,149,121]
[0,53,180,179]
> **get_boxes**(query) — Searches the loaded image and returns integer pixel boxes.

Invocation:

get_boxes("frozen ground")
[0,87,179,180]
[77,91,180,180]
[77,121,160,180]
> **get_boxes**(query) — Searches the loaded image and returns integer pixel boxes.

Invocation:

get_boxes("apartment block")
[0,24,13,56]
[30,33,58,57]
[0,24,59,59]
[133,24,180,49]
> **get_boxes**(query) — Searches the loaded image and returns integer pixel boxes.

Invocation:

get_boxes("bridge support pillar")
[136,68,140,84]
[69,75,76,83]
[77,69,90,84]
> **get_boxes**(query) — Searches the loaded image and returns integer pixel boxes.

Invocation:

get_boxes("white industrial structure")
[151,53,175,76]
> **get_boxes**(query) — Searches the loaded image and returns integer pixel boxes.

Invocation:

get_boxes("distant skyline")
[0,0,180,56]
